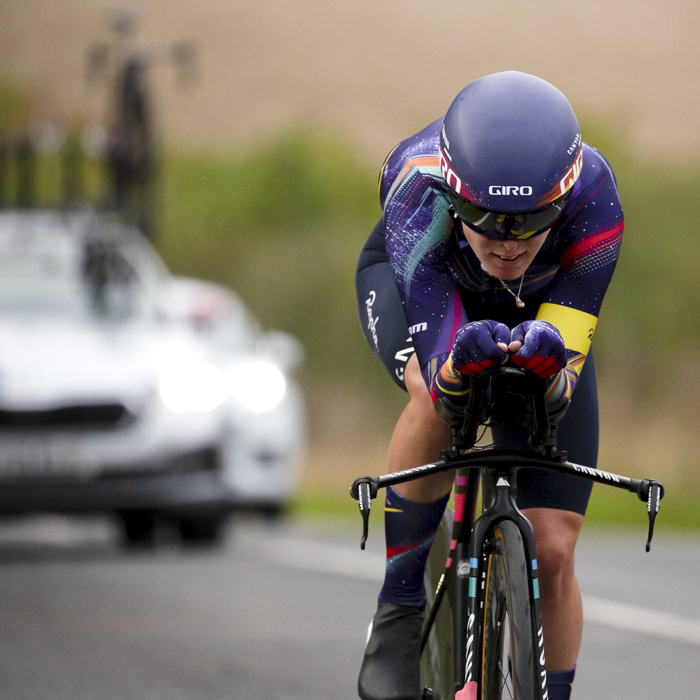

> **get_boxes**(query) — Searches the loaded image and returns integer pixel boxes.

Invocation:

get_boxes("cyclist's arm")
[380,126,471,416]
[536,149,624,406]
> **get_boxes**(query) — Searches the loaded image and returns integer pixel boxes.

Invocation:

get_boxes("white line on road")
[254,534,700,647]
[259,536,386,582]
[582,595,700,647]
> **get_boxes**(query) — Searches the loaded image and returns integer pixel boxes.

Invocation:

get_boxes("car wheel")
[178,515,224,546]
[259,503,287,521]
[118,509,156,545]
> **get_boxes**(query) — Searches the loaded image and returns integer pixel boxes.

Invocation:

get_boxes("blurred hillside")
[1,0,700,520]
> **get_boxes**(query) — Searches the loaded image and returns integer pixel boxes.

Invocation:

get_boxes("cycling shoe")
[358,602,423,700]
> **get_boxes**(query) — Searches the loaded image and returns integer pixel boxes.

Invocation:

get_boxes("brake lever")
[638,478,664,552]
[350,477,378,550]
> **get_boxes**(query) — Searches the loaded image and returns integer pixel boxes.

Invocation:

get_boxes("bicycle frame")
[350,368,664,699]
[463,467,545,695]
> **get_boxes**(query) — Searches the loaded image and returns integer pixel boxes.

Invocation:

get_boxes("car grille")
[0,404,132,429]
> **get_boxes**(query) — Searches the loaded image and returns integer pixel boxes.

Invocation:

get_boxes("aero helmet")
[439,71,582,239]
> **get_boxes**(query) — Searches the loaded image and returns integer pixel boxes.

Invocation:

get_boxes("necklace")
[498,274,526,308]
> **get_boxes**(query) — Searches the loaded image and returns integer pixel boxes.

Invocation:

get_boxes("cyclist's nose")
[501,240,520,253]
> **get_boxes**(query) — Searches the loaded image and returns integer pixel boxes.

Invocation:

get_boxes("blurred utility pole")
[86,6,197,240]
[15,134,36,209]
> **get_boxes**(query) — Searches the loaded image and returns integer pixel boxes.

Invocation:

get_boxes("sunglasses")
[448,189,571,241]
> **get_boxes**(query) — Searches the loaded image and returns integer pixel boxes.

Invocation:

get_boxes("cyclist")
[355,71,623,700]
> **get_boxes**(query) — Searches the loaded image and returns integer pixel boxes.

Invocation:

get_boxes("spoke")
[498,662,514,699]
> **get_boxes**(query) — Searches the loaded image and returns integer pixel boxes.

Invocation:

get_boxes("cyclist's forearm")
[536,303,596,406]
[545,356,583,411]
[424,354,470,421]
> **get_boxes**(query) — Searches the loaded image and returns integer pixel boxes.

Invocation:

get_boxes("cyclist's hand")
[451,320,510,377]
[509,320,566,378]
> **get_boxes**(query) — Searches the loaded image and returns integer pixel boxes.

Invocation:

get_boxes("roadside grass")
[290,481,700,533]
[290,486,364,524]
[586,483,700,531]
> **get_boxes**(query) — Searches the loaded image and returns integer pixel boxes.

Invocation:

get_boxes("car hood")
[0,317,209,411]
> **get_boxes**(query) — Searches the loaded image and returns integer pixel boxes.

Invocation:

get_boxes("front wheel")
[481,520,539,699]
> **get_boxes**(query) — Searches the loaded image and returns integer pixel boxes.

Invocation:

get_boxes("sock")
[378,486,450,607]
[546,665,576,700]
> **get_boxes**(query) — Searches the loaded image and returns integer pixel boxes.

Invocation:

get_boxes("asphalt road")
[0,515,697,700]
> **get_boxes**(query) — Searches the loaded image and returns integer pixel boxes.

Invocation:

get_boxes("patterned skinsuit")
[379,118,623,408]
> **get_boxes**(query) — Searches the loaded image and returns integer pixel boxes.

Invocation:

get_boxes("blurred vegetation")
[582,121,700,396]
[156,124,700,453]
[158,128,407,440]
[2,75,699,516]
[0,81,30,129]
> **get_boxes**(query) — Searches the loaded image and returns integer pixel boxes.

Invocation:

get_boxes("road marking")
[258,535,385,581]
[0,516,115,546]
[582,595,700,647]
[254,534,700,647]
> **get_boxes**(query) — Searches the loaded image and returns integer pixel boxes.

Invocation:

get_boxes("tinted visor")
[449,190,571,240]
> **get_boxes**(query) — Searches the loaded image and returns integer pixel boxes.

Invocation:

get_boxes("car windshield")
[0,219,157,322]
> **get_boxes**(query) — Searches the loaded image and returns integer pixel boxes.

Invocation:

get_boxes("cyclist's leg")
[389,354,453,502]
[521,509,583,672]
[519,352,597,669]
[377,354,452,607]
[356,222,452,700]
[357,222,452,597]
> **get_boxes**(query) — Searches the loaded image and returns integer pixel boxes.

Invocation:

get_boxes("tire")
[258,503,287,521]
[118,509,155,545]
[178,515,224,546]
[420,507,454,700]
[481,520,538,699]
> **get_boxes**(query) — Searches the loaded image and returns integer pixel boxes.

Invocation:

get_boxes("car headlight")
[227,360,287,413]
[159,362,227,414]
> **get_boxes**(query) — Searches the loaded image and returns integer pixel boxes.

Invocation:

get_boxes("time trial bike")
[350,365,664,700]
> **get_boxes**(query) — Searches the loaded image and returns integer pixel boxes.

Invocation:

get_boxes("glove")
[450,320,510,377]
[510,320,566,378]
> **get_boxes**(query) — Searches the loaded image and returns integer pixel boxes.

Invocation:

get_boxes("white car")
[159,276,305,518]
[0,210,305,543]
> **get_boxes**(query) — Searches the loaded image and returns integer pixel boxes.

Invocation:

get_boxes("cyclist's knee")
[389,354,451,501]
[524,508,583,599]
[404,354,448,435]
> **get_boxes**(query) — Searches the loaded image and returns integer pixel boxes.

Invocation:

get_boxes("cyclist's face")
[461,223,550,280]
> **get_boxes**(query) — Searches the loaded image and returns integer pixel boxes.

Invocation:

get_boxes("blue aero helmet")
[439,71,583,240]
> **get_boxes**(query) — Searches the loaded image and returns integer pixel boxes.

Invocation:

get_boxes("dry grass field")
[1,0,699,164]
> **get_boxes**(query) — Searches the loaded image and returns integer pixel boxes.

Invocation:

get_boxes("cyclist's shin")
[378,486,450,607]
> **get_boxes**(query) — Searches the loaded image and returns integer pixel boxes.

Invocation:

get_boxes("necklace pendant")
[515,297,525,309]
